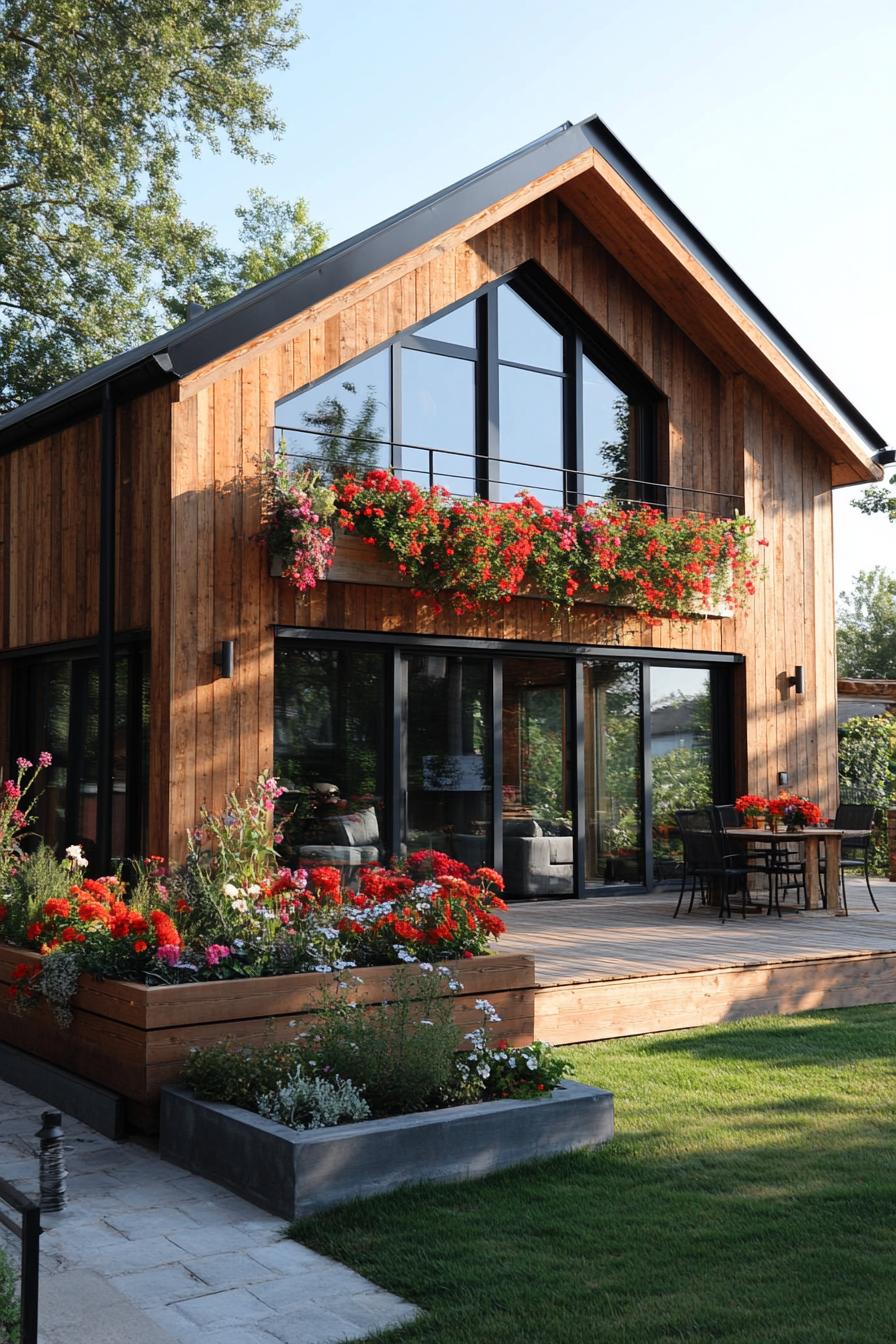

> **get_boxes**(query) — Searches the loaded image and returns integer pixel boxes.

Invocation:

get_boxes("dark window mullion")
[571,659,586,898]
[566,332,583,508]
[491,659,503,877]
[481,290,499,501]
[390,344,402,476]
[641,663,654,888]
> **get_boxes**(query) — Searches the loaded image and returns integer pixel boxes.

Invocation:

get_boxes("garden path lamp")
[35,1110,67,1212]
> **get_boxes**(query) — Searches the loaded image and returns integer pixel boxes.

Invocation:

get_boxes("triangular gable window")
[275,265,662,508]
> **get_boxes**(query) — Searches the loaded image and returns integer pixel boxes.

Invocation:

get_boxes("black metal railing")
[0,1176,40,1344]
[273,424,746,518]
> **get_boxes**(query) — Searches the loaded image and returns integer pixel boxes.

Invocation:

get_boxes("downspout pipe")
[96,382,116,871]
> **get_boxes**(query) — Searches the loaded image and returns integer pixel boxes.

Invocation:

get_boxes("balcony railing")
[274,424,746,519]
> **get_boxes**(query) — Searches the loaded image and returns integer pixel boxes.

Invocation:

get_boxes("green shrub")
[838,714,896,874]
[181,1037,300,1110]
[0,1247,19,1344]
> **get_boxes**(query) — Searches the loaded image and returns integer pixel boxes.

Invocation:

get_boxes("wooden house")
[0,116,887,898]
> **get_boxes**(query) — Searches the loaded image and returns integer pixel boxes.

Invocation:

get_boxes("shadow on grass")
[290,1006,896,1344]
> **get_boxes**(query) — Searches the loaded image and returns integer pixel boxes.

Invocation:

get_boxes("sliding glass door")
[273,637,731,896]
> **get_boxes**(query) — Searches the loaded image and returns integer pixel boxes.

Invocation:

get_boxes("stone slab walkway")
[0,1080,418,1344]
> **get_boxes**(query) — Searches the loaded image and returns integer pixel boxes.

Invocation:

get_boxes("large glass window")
[402,349,477,494]
[584,660,643,886]
[9,646,149,864]
[649,666,713,878]
[502,659,572,896]
[273,638,727,896]
[277,348,391,479]
[404,654,492,870]
[274,269,657,508]
[274,645,386,867]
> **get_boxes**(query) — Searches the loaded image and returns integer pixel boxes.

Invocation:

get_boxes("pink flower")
[10,810,25,828]
[38,752,52,768]
[155,944,181,967]
[204,944,231,967]
[4,781,21,800]
[15,757,32,770]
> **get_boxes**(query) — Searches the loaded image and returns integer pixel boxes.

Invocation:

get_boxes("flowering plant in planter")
[767,793,823,830]
[181,966,570,1129]
[257,440,337,591]
[333,469,763,622]
[0,752,53,884]
[0,771,508,1023]
[735,793,769,824]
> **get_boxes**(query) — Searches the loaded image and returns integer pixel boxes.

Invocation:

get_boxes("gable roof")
[0,115,887,478]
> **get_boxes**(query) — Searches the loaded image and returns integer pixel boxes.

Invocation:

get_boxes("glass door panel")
[404,654,492,869]
[274,645,386,865]
[501,659,572,897]
[584,661,643,886]
[649,665,713,879]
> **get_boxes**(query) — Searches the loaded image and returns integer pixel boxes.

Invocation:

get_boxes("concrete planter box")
[0,946,535,1133]
[160,1080,614,1219]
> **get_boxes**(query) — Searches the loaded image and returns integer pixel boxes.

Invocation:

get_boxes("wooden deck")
[500,878,896,1044]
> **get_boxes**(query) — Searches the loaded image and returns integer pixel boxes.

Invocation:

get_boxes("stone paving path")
[0,1080,418,1344]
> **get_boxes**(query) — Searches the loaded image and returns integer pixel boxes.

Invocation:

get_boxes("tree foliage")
[836,567,896,679]
[852,472,896,524]
[0,2,325,411]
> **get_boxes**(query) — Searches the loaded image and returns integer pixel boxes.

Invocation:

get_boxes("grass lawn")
[290,1005,896,1343]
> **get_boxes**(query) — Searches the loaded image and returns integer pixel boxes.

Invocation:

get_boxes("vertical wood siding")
[157,195,840,856]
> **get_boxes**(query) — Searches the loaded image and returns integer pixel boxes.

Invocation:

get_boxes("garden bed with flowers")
[160,966,611,1217]
[0,760,530,1132]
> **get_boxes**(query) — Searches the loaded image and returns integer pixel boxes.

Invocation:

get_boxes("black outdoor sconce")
[787,666,804,695]
[214,639,235,679]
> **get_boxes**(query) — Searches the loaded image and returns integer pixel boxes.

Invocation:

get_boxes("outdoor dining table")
[723,827,871,916]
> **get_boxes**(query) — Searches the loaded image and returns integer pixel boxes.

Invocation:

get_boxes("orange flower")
[133,940,148,954]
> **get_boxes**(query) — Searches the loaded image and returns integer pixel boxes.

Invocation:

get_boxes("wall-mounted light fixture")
[873,446,896,467]
[214,639,235,679]
[778,771,789,788]
[787,666,804,695]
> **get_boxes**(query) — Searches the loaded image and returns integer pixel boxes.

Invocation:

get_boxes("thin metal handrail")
[0,1175,40,1344]
[273,422,745,515]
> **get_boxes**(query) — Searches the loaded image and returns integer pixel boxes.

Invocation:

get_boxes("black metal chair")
[720,801,789,919]
[820,803,878,913]
[674,808,767,920]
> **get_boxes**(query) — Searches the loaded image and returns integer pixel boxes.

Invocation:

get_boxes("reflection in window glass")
[11,651,149,865]
[405,654,492,871]
[274,645,386,868]
[402,349,476,494]
[498,286,564,371]
[276,349,391,480]
[497,364,564,506]
[415,299,477,348]
[649,666,713,879]
[582,356,633,501]
[584,661,643,886]
[502,659,572,896]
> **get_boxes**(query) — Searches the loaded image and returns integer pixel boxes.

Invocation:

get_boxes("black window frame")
[275,262,665,508]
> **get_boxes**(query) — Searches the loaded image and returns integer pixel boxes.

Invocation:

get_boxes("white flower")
[419,1019,434,1026]
[418,962,433,972]
[222,882,239,898]
[65,844,88,868]
[231,898,248,914]
[247,883,262,897]
[437,967,451,978]
[526,1057,538,1071]
[475,998,501,1022]
[448,979,461,991]
[477,1064,491,1079]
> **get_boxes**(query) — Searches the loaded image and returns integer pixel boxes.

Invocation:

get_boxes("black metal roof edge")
[0,115,886,456]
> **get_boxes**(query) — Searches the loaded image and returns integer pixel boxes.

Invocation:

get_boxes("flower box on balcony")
[275,532,735,618]
[0,945,536,1133]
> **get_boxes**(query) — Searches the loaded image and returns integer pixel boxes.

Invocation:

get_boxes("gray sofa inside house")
[454,818,574,896]
[298,806,381,868]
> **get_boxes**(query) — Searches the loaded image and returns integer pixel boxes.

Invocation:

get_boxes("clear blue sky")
[179,0,896,591]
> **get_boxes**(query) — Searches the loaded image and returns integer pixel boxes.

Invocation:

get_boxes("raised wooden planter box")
[0,946,535,1133]
[160,1079,614,1219]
